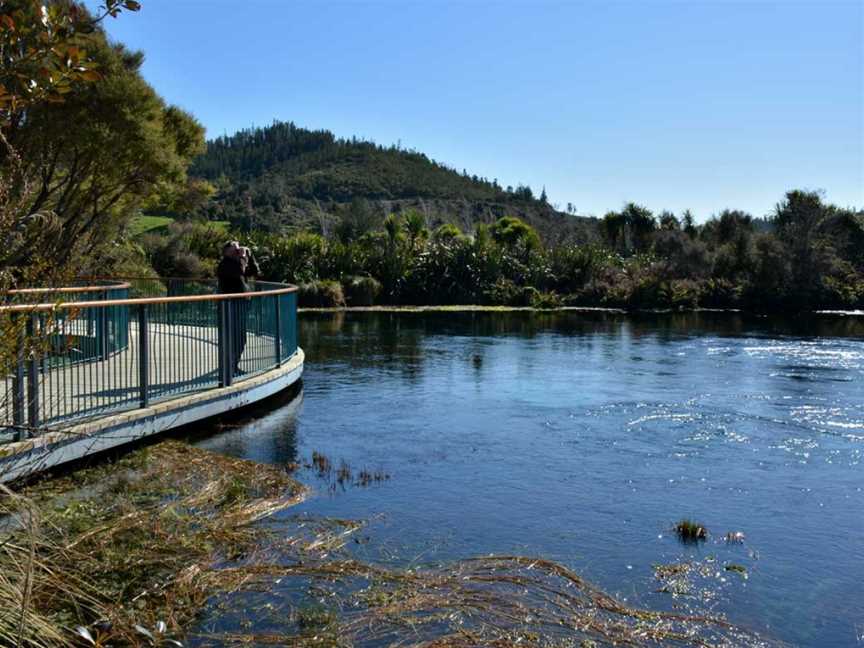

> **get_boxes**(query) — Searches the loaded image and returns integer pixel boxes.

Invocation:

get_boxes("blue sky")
[93,0,862,220]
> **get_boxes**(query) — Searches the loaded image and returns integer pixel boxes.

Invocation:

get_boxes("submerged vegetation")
[0,442,776,648]
[305,450,390,492]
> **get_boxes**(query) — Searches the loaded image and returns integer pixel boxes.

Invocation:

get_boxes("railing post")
[167,279,175,326]
[274,295,282,366]
[12,314,25,440]
[26,314,39,432]
[217,300,234,387]
[39,313,47,376]
[217,301,226,387]
[289,292,297,357]
[138,304,149,408]
[98,290,109,360]
[225,299,234,386]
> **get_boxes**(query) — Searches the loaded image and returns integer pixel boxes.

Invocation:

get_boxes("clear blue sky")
[93,0,863,220]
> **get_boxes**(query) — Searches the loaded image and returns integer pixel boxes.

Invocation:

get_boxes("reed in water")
[0,442,775,647]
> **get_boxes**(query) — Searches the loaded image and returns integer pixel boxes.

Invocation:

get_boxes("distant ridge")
[191,121,597,243]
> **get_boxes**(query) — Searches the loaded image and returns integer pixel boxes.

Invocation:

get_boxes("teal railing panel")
[0,279,298,442]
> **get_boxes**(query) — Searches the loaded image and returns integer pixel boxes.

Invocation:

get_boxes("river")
[195,310,864,647]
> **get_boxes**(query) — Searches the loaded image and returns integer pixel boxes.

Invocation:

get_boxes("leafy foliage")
[146,192,863,312]
[0,0,140,125]
[2,8,204,273]
[0,1,151,382]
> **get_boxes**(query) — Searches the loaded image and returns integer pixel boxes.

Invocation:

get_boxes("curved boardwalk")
[0,279,302,480]
[0,322,279,434]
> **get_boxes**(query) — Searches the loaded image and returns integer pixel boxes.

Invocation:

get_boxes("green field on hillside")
[130,215,174,236]
[130,216,230,237]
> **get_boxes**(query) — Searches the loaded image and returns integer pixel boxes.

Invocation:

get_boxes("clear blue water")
[195,311,864,646]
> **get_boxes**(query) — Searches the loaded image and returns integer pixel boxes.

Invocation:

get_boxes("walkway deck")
[1,322,282,440]
[0,349,304,482]
[0,279,302,481]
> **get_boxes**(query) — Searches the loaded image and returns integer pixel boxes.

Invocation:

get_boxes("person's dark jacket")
[217,253,260,294]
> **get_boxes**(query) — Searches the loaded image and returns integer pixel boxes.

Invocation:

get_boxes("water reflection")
[193,387,302,466]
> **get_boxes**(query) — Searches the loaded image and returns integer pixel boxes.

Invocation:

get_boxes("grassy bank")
[129,216,231,238]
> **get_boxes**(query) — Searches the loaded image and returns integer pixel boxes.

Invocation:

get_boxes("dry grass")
[0,443,778,648]
[0,441,306,647]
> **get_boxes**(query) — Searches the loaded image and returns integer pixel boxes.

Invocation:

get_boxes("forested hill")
[190,121,596,242]
[191,121,507,201]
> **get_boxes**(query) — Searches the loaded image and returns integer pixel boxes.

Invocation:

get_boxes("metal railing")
[5,281,132,365]
[0,278,298,443]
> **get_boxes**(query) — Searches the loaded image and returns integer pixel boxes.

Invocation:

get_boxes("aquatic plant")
[725,564,748,577]
[653,556,750,603]
[675,519,708,542]
[295,603,336,631]
[201,555,775,646]
[311,450,332,474]
[654,562,692,579]
[336,460,352,485]
[356,468,390,487]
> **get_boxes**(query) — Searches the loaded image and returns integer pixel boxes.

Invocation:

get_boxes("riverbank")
[0,439,780,647]
[301,304,626,313]
[0,441,307,647]
[299,304,864,317]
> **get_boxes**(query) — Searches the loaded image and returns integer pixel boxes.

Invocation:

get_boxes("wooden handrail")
[84,275,216,284]
[5,282,132,295]
[0,282,298,313]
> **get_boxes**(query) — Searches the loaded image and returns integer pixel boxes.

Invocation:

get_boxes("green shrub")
[700,278,742,309]
[490,216,541,252]
[246,232,327,284]
[626,276,663,309]
[142,232,213,279]
[298,280,345,307]
[343,275,382,306]
[432,223,462,242]
[486,278,530,306]
[821,274,864,308]
[529,290,562,309]
[659,280,701,309]
[602,279,633,307]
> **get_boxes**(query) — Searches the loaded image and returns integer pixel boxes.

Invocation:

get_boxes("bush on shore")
[133,192,864,312]
[343,275,382,306]
[299,280,346,308]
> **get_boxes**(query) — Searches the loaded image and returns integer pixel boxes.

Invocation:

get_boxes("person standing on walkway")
[216,241,260,374]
